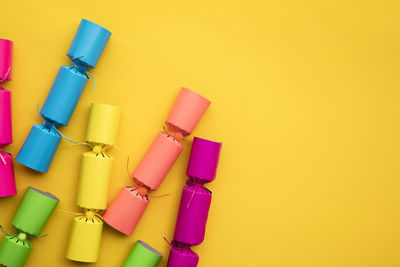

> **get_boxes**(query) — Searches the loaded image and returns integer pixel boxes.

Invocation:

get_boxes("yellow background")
[0,0,399,266]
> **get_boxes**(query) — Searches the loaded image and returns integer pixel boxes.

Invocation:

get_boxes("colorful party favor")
[0,38,16,198]
[66,103,120,263]
[16,19,111,173]
[0,187,59,267]
[123,240,162,267]
[104,88,210,236]
[166,137,221,267]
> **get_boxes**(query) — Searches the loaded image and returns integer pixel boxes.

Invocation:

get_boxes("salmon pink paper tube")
[166,88,210,135]
[133,132,183,190]
[103,186,149,235]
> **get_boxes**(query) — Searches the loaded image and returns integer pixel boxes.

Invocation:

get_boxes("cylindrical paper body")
[166,88,210,135]
[16,124,61,173]
[40,66,88,126]
[103,186,149,236]
[123,240,162,267]
[67,19,111,69]
[167,246,199,267]
[0,89,12,147]
[77,152,113,210]
[0,151,16,197]
[0,39,12,81]
[66,216,103,263]
[12,187,59,236]
[85,103,120,146]
[0,235,32,267]
[133,132,183,190]
[173,185,212,245]
[186,137,222,183]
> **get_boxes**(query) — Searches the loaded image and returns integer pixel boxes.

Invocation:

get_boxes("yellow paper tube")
[66,216,103,263]
[76,151,113,210]
[85,103,121,146]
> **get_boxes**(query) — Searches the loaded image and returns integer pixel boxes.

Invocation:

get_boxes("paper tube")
[0,89,12,147]
[123,240,162,267]
[166,88,211,135]
[17,19,111,173]
[66,216,103,263]
[40,66,88,126]
[167,245,199,267]
[174,185,212,245]
[133,132,183,190]
[103,186,149,236]
[16,124,61,173]
[12,187,59,236]
[85,103,120,146]
[0,151,16,197]
[186,137,222,183]
[0,235,32,267]
[76,151,113,210]
[68,19,111,69]
[0,39,12,81]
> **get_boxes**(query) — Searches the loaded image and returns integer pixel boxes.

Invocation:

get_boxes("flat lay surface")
[0,0,400,266]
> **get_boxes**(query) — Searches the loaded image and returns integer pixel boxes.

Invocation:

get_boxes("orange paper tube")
[133,132,183,190]
[103,186,149,236]
[166,88,211,135]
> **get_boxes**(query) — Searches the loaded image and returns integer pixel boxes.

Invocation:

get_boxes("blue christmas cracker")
[16,19,111,173]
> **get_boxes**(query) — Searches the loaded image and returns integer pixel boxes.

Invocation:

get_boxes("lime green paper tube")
[0,235,32,267]
[12,187,59,236]
[123,240,162,267]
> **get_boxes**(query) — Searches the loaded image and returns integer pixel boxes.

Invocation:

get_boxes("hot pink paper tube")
[133,132,183,190]
[0,151,16,197]
[103,186,149,236]
[186,137,222,183]
[173,185,212,245]
[0,90,12,148]
[0,39,12,81]
[166,88,211,135]
[167,245,199,267]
